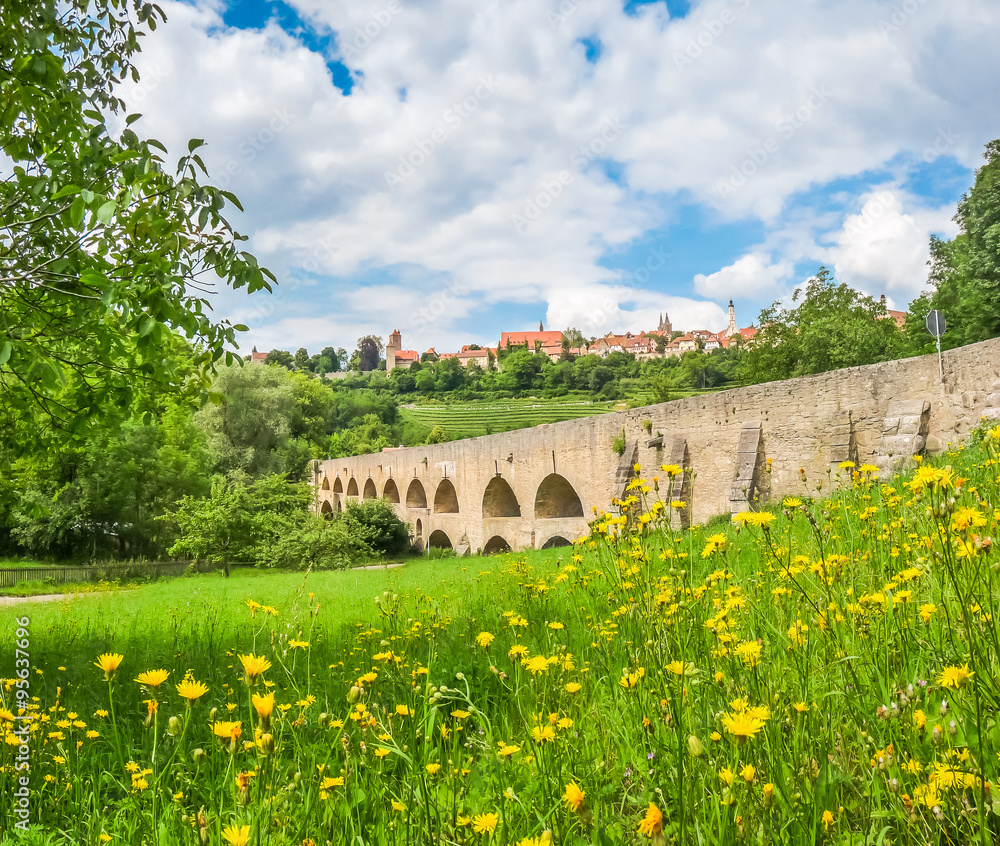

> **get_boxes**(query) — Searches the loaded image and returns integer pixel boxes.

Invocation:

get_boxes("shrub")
[340,499,411,556]
[257,514,372,570]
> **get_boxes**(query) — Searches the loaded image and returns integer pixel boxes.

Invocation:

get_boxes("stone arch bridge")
[314,338,1000,554]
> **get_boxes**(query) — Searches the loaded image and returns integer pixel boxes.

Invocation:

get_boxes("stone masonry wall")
[315,338,1000,553]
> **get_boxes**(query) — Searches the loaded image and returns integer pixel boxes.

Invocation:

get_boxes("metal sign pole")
[925,310,946,385]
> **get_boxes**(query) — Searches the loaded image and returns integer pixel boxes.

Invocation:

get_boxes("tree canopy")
[739,267,906,383]
[0,0,273,449]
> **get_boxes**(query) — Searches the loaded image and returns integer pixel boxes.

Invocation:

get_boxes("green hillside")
[399,398,618,439]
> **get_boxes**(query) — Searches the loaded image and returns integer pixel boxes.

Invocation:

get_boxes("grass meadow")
[3,423,1000,845]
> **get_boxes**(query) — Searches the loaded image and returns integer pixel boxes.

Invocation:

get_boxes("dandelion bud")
[192,748,206,765]
[455,672,465,681]
[209,707,218,722]
[948,720,957,736]
[687,735,705,757]
[260,733,274,754]
[318,712,329,728]
[889,778,899,793]
[293,771,301,784]
[167,716,182,736]
[347,686,361,704]
[939,699,949,716]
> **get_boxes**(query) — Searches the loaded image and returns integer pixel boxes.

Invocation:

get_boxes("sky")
[117,0,999,356]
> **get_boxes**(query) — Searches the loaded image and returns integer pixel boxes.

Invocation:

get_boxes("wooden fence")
[0,560,217,590]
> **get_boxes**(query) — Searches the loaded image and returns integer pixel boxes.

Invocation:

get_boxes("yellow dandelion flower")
[238,654,271,681]
[176,678,209,702]
[473,812,499,834]
[221,824,251,846]
[637,803,663,837]
[134,669,170,689]
[937,664,974,689]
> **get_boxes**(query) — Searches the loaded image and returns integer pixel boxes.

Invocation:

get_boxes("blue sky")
[125,0,997,355]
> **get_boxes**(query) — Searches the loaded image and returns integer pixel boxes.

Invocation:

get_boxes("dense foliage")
[0,0,272,451]
[739,267,907,383]
[906,140,1000,352]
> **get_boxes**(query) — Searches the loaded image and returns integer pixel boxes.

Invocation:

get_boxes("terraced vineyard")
[399,398,619,438]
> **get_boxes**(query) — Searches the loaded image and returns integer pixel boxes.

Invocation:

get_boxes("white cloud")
[824,188,959,308]
[694,253,793,300]
[112,0,999,351]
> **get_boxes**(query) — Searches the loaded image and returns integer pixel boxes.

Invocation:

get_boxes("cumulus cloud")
[113,0,999,351]
[823,188,959,308]
[693,253,793,300]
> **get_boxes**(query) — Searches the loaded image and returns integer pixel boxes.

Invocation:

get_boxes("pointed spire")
[539,319,544,331]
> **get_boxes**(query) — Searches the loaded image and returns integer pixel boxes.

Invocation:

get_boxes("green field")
[399,399,619,438]
[8,432,1000,844]
[399,389,723,440]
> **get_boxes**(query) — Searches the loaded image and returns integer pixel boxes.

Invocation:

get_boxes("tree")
[340,499,410,556]
[293,348,311,371]
[0,1,273,449]
[166,474,310,577]
[562,327,586,349]
[907,140,1000,348]
[195,363,298,478]
[739,268,906,383]
[265,349,294,368]
[358,337,381,372]
[502,350,543,392]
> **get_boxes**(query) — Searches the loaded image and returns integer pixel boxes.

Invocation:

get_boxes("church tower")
[386,329,401,373]
[658,312,672,335]
[725,300,738,338]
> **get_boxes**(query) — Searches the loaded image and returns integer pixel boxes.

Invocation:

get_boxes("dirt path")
[0,593,84,606]
[0,563,404,606]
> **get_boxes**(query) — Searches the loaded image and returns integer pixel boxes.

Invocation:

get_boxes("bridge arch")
[346,478,359,497]
[321,477,330,490]
[406,479,427,509]
[483,535,512,555]
[383,478,400,503]
[320,500,333,519]
[540,535,573,550]
[333,477,343,494]
[428,529,452,549]
[534,473,584,519]
[482,477,521,518]
[434,479,459,513]
[363,478,378,500]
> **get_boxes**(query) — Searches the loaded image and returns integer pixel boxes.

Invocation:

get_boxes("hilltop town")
[251,295,908,375]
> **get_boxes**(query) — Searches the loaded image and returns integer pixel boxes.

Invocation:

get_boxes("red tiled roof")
[500,331,563,348]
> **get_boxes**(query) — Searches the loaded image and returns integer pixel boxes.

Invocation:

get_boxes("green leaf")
[0,341,11,367]
[188,138,205,152]
[52,184,82,199]
[137,315,156,337]
[96,199,117,225]
[69,196,85,227]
